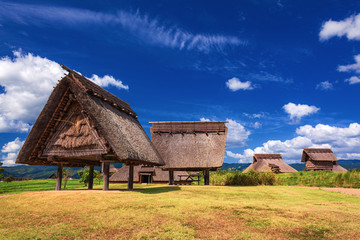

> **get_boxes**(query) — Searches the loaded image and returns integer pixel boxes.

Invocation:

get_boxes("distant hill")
[3,160,359,179]
[3,163,123,179]
[221,160,360,172]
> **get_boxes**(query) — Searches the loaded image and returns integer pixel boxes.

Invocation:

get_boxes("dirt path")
[299,186,360,197]
[0,194,11,198]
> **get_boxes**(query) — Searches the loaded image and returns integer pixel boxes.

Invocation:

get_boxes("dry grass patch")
[1,184,360,239]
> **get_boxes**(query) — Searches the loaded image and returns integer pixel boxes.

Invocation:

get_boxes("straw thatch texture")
[16,65,164,168]
[301,148,347,172]
[242,154,298,173]
[150,121,228,171]
[109,165,189,183]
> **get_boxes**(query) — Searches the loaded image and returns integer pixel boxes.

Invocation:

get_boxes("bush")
[210,170,276,186]
[78,168,100,186]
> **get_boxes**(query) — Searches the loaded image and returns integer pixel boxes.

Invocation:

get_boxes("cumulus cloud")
[226,119,250,148]
[252,122,262,129]
[320,14,360,41]
[0,50,128,132]
[226,77,253,91]
[0,2,244,53]
[283,102,320,123]
[336,54,360,85]
[338,54,360,73]
[316,81,333,90]
[200,117,211,121]
[90,74,128,90]
[345,76,360,84]
[1,137,24,166]
[227,123,360,163]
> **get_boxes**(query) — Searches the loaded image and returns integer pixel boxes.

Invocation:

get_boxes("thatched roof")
[109,165,189,183]
[16,65,164,168]
[243,154,298,173]
[150,121,228,171]
[301,148,347,172]
[301,148,338,162]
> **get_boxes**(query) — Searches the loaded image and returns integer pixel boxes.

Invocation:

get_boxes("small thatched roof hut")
[109,165,189,184]
[49,173,57,179]
[150,121,228,185]
[243,154,297,173]
[301,148,347,172]
[16,65,164,190]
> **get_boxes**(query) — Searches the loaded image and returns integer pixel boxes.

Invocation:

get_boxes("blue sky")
[1,0,360,165]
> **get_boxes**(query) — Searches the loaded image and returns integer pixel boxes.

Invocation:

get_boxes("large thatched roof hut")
[110,165,189,184]
[16,65,164,190]
[243,154,297,173]
[301,148,347,172]
[150,121,228,185]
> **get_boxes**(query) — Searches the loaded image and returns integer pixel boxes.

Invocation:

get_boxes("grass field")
[1,183,360,239]
[0,179,98,195]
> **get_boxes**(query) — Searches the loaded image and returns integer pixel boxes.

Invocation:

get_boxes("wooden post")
[56,164,63,191]
[204,169,210,185]
[128,165,134,190]
[88,166,94,190]
[102,162,109,191]
[169,170,174,185]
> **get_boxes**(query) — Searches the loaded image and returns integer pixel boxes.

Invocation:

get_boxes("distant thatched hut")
[16,65,164,191]
[301,148,347,172]
[110,165,190,184]
[243,154,297,173]
[49,173,57,179]
[150,121,228,185]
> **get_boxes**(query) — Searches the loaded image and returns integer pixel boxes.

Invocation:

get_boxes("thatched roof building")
[301,148,347,172]
[110,165,189,184]
[150,121,228,185]
[243,154,297,173]
[16,65,164,190]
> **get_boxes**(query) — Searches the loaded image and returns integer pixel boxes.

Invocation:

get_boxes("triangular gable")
[43,102,107,157]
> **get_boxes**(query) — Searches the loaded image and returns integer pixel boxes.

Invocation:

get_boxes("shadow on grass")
[139,186,181,194]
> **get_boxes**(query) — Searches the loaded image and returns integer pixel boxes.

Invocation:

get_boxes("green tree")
[0,162,4,181]
[62,168,72,190]
[4,174,13,183]
[78,168,100,186]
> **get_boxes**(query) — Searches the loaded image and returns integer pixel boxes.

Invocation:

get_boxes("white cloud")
[316,81,333,90]
[252,122,262,129]
[226,119,250,148]
[226,77,253,91]
[338,54,360,73]
[200,117,211,121]
[90,74,128,90]
[345,76,360,84]
[0,50,128,132]
[283,102,320,122]
[227,123,360,163]
[320,14,360,41]
[0,2,244,53]
[1,137,24,166]
[243,112,265,119]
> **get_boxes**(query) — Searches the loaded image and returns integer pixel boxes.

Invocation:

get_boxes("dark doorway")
[140,174,152,184]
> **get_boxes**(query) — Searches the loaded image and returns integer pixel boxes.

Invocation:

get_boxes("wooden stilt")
[128,165,134,190]
[103,162,110,191]
[88,166,94,190]
[56,164,63,191]
[169,170,174,185]
[204,170,210,185]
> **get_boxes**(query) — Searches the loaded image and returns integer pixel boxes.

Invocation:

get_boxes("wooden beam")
[49,157,100,166]
[169,170,174,185]
[102,162,109,191]
[128,165,134,190]
[88,166,94,190]
[56,164,63,190]
[203,170,210,185]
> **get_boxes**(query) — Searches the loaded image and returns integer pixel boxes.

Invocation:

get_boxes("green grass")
[276,170,360,188]
[0,184,360,239]
[0,179,101,195]
[210,170,360,188]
